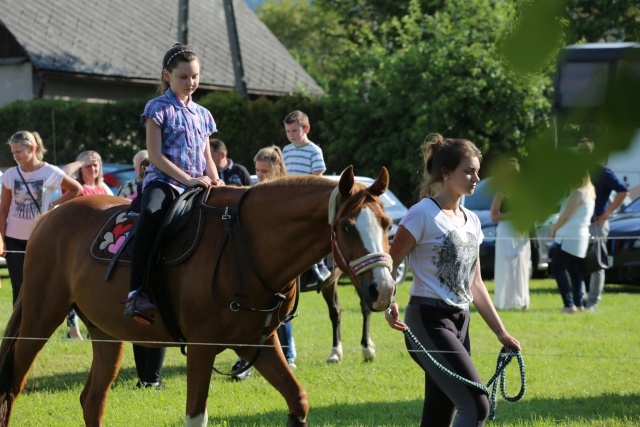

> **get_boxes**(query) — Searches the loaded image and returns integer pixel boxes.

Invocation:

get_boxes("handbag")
[581,235,609,275]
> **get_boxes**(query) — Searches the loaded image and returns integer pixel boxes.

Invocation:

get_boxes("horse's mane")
[259,175,336,188]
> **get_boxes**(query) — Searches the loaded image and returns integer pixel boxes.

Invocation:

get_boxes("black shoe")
[231,360,252,380]
[123,291,156,325]
[136,379,165,390]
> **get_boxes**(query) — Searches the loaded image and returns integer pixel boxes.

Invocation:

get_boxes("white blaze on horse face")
[355,207,386,254]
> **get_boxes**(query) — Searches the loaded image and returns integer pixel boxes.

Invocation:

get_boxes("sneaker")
[136,380,165,390]
[287,359,297,369]
[317,264,331,282]
[560,306,577,314]
[123,291,156,325]
[231,360,252,380]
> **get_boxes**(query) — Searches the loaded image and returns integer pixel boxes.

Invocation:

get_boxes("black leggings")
[130,181,179,292]
[133,345,166,384]
[5,237,27,306]
[404,299,489,427]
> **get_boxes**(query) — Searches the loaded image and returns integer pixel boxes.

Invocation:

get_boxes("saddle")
[90,186,206,277]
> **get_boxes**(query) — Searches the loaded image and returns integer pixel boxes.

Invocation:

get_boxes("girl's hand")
[187,176,213,188]
[81,153,98,166]
[497,331,521,352]
[384,302,407,331]
[211,178,225,187]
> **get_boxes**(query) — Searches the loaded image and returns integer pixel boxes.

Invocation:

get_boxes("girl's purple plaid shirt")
[140,89,216,193]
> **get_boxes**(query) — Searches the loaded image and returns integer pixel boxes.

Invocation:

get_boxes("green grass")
[0,268,639,426]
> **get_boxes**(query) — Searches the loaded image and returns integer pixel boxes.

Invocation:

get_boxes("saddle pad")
[90,206,204,267]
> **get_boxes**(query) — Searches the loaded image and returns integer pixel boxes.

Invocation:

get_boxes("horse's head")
[329,166,396,312]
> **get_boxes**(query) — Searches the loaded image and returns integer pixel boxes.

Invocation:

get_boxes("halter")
[328,187,393,288]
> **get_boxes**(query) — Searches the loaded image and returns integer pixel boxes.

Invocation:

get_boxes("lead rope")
[403,328,526,420]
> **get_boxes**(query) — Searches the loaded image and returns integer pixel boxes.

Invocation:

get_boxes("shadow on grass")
[204,394,640,426]
[23,364,188,394]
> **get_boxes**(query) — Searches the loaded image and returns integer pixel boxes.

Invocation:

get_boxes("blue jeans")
[552,243,586,308]
[277,321,296,362]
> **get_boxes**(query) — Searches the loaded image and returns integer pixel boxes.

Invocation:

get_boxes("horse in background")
[0,166,395,427]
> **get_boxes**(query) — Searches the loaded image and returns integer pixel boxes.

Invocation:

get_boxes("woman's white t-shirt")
[400,198,484,310]
[2,164,65,240]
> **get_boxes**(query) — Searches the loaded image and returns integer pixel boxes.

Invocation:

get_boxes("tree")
[564,0,640,43]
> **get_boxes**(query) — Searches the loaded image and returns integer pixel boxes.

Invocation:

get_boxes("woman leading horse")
[0,166,395,427]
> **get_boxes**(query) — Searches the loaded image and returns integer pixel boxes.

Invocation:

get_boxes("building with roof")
[0,0,323,106]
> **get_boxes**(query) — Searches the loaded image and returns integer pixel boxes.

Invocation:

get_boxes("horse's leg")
[79,330,125,427]
[185,344,216,427]
[360,301,375,362]
[321,277,343,363]
[243,334,308,426]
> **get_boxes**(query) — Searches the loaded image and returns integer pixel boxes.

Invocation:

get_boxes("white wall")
[0,63,33,106]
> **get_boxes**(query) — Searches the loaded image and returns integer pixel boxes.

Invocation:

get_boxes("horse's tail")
[0,292,22,426]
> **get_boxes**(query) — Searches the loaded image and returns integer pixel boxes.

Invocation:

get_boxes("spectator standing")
[209,138,252,186]
[577,138,629,311]
[123,43,224,325]
[231,145,296,380]
[0,131,83,339]
[62,150,114,196]
[385,133,520,426]
[490,158,530,310]
[117,149,149,199]
[550,171,596,313]
[282,110,331,285]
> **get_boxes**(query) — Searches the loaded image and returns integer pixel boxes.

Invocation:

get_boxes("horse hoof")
[287,414,308,426]
[326,346,343,364]
[326,353,342,364]
[362,347,376,362]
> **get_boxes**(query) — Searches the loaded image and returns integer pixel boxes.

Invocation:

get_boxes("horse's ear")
[367,167,389,196]
[339,165,355,196]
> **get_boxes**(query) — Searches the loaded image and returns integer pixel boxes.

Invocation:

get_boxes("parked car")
[606,196,640,284]
[101,163,137,195]
[251,174,410,284]
[461,178,553,279]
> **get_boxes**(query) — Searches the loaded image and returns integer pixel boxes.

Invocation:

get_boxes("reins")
[403,327,526,420]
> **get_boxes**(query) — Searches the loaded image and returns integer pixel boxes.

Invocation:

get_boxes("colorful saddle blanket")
[90,205,204,268]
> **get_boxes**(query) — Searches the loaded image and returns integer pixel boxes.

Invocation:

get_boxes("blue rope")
[404,328,526,420]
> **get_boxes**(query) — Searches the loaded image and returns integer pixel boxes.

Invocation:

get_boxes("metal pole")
[223,0,248,98]
[178,0,189,44]
[51,109,57,164]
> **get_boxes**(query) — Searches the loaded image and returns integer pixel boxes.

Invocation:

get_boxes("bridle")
[327,186,393,288]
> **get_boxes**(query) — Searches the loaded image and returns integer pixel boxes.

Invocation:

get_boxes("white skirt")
[493,220,531,310]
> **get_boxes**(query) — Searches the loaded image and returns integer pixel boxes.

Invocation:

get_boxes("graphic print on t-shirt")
[433,230,478,302]
[12,178,43,220]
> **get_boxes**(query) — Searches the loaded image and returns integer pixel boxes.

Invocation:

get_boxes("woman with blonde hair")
[62,150,114,195]
[550,171,596,313]
[0,131,84,337]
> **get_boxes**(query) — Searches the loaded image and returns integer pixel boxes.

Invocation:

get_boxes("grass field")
[0,269,638,426]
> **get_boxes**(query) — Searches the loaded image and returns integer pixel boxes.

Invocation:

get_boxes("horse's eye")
[342,224,350,233]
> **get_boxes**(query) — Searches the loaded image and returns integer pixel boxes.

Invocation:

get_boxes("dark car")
[606,197,640,284]
[461,178,553,279]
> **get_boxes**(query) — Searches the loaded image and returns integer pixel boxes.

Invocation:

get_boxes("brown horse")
[0,166,395,427]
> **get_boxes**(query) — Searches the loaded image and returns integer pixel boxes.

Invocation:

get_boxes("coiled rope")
[404,327,526,420]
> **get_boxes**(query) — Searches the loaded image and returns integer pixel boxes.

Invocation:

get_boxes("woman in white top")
[0,131,83,334]
[385,133,520,426]
[550,172,596,313]
[490,158,530,310]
